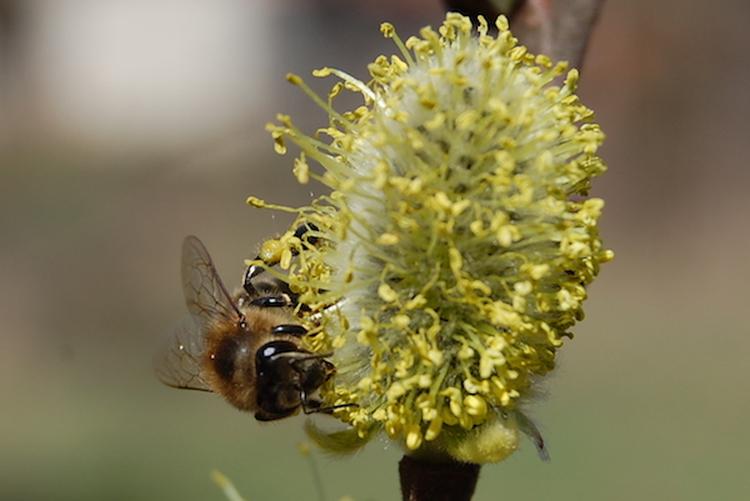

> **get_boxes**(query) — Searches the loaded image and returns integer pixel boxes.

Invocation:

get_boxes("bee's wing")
[156,236,242,392]
[155,320,212,392]
[181,235,244,329]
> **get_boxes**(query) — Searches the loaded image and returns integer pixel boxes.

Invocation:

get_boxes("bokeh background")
[1,1,748,500]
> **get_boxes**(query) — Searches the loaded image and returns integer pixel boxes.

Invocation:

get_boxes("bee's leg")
[300,390,358,415]
[300,391,320,414]
[242,263,264,296]
[250,295,292,308]
[290,355,358,415]
[292,222,319,243]
[271,324,308,336]
[283,222,319,306]
[302,401,358,415]
[288,352,334,364]
[243,222,319,297]
[243,264,302,308]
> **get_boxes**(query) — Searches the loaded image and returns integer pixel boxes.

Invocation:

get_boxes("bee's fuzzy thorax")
[202,307,298,412]
[252,13,612,463]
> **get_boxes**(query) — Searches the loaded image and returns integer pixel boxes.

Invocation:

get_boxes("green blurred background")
[1,1,748,499]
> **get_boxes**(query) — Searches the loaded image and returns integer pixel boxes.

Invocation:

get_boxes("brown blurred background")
[1,1,748,500]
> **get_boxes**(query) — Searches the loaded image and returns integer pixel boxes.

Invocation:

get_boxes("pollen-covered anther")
[405,424,423,450]
[464,395,488,419]
[246,196,266,208]
[425,417,443,441]
[378,283,399,303]
[376,233,399,245]
[293,154,310,184]
[392,314,410,329]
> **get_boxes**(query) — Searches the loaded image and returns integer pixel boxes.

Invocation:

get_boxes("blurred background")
[1,0,748,499]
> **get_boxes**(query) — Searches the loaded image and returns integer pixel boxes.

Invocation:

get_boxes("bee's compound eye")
[257,341,298,364]
[256,341,302,381]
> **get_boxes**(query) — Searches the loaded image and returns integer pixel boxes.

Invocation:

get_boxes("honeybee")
[157,235,338,421]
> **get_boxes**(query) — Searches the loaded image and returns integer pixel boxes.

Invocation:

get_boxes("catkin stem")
[399,455,481,501]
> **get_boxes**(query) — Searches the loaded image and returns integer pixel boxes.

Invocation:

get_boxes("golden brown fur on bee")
[201,306,301,412]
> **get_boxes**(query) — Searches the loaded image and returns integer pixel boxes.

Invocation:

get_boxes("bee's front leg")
[301,393,358,415]
[271,324,307,336]
[243,222,319,297]
[242,263,265,296]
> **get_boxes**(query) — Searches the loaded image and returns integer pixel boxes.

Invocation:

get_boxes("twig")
[444,0,606,69]
[443,0,522,20]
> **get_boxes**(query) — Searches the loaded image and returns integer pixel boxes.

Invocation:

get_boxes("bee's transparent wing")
[155,320,212,392]
[181,235,243,328]
[156,236,241,392]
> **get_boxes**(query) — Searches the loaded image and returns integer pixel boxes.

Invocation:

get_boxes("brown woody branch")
[444,0,606,69]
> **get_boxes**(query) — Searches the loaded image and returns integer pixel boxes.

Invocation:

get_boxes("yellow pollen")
[257,12,611,463]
